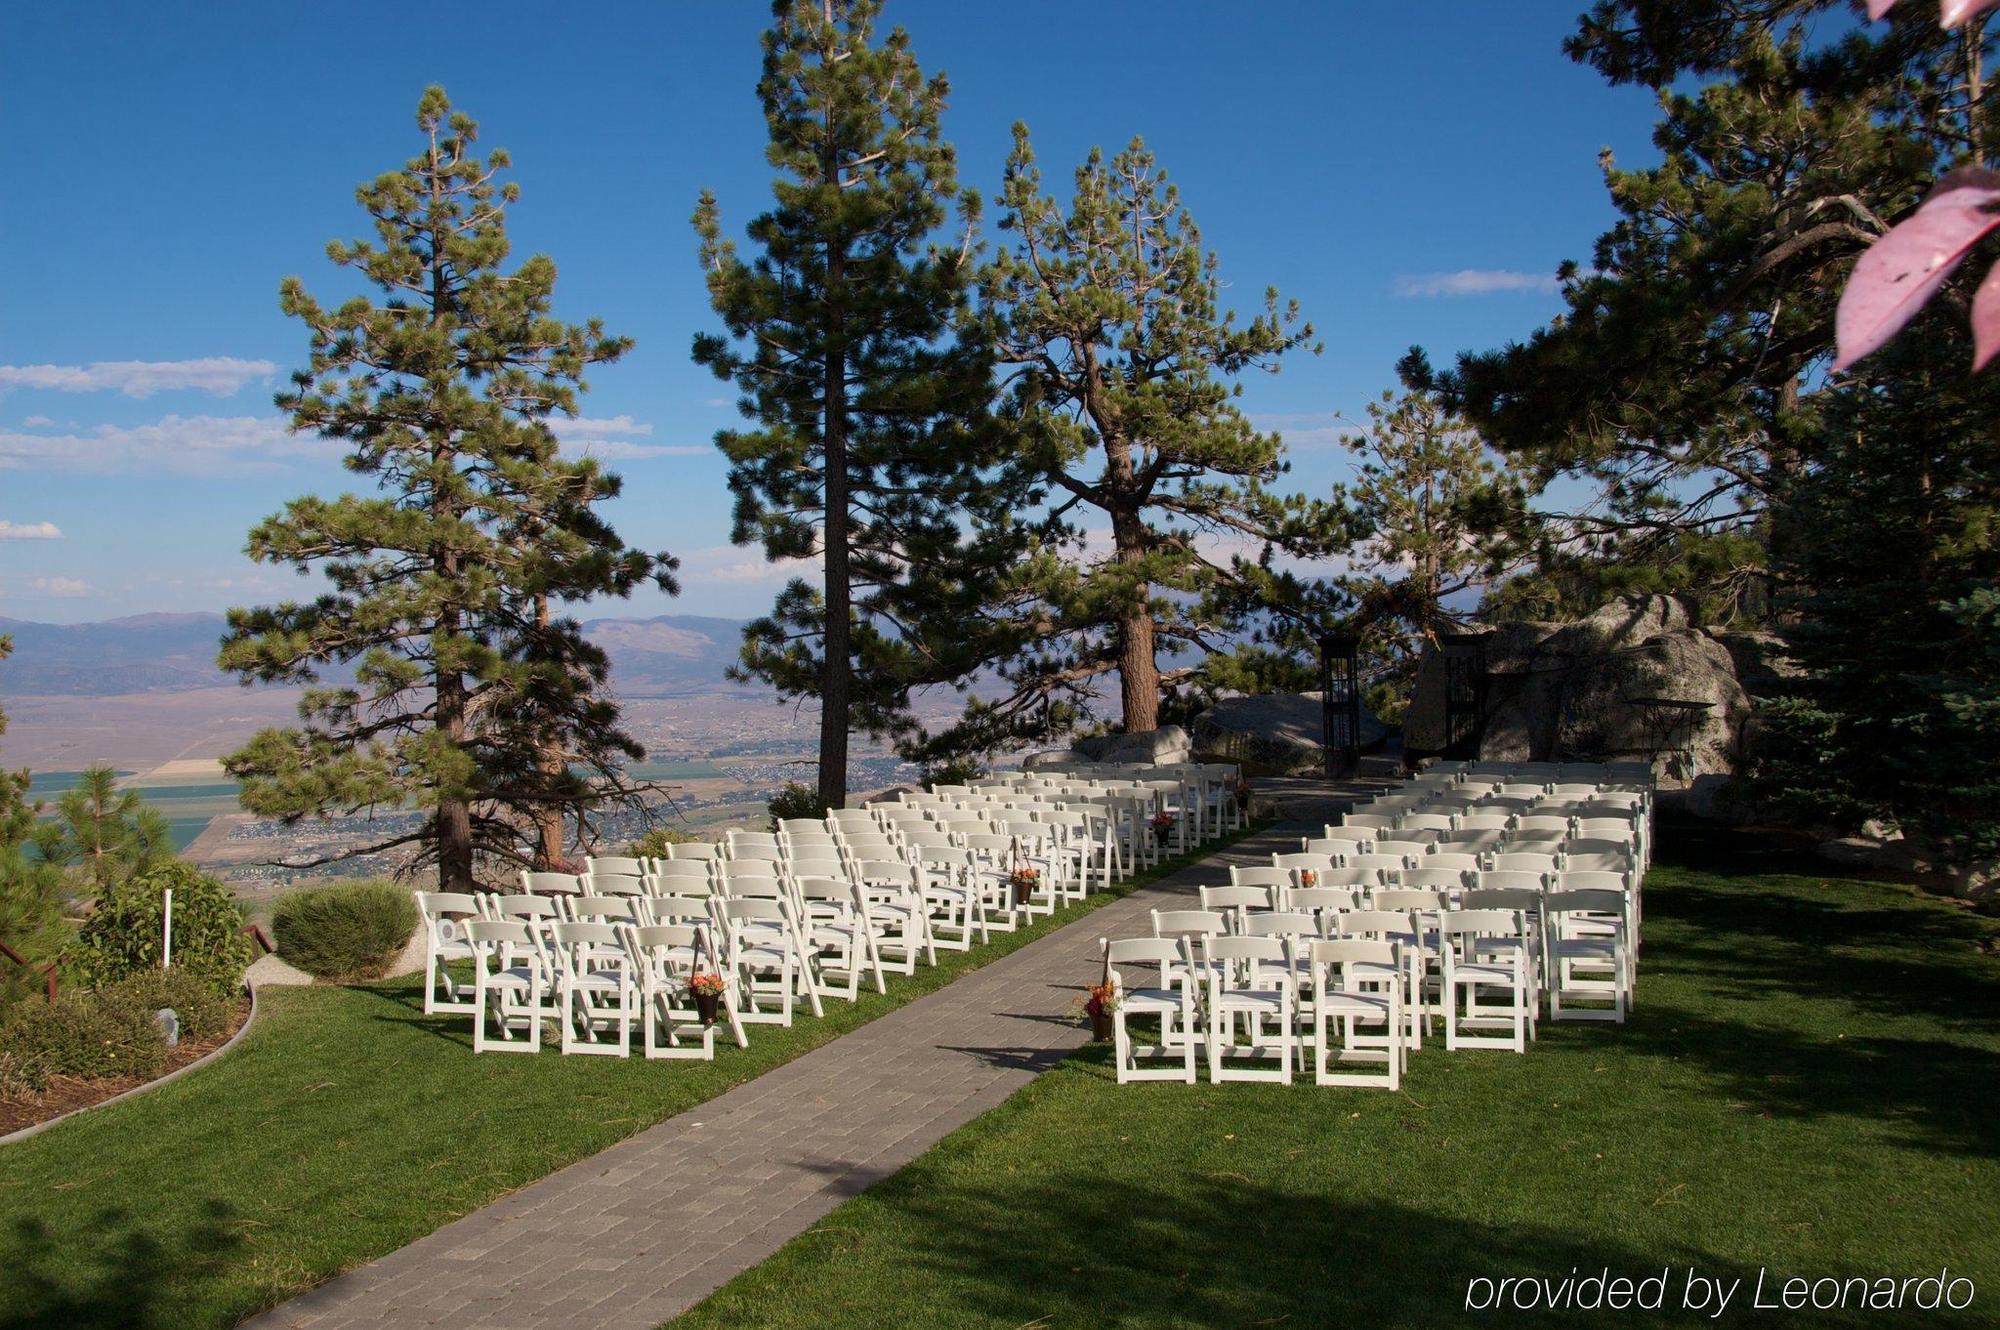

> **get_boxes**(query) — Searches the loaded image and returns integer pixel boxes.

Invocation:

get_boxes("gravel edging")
[0,979,261,1148]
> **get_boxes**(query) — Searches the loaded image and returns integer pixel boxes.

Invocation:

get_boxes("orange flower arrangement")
[1299,869,1318,889]
[686,970,727,997]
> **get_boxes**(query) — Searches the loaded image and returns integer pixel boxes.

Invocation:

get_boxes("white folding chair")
[1543,888,1631,1022]
[548,921,635,1057]
[1201,935,1295,1083]
[466,919,550,1054]
[1308,938,1405,1090]
[1100,936,1199,1084]
[415,891,481,1016]
[1439,908,1538,1052]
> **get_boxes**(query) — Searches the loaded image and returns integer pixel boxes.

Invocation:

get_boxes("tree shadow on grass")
[751,1169,1985,1329]
[0,1201,241,1330]
[350,977,477,1049]
[1608,1001,2000,1161]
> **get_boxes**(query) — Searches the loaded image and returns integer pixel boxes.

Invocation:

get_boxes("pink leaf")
[1940,0,2000,24]
[1971,261,2000,369]
[1867,0,1898,16]
[1834,169,2000,371]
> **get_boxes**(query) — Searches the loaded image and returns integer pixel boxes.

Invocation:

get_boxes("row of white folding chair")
[462,914,753,1058]
[483,881,846,1024]
[1222,865,1639,1008]
[1105,902,1551,1086]
[1283,844,1640,887]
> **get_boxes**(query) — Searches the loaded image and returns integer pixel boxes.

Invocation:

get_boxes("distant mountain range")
[0,611,756,698]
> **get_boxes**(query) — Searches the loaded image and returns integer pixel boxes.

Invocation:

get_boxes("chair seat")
[1121,987,1188,1013]
[1451,962,1523,984]
[485,968,540,990]
[1553,937,1619,960]
[1213,990,1286,1013]
[568,970,627,991]
[1318,992,1393,1017]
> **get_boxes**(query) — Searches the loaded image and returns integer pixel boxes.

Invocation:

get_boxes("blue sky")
[0,0,1663,624]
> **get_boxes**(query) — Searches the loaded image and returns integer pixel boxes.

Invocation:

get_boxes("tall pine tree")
[1449,1,1983,608]
[693,0,1031,808]
[930,128,1327,750]
[0,638,69,1004]
[220,87,672,888]
[1333,351,1528,715]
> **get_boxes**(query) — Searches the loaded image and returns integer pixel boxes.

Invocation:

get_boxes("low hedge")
[0,989,168,1096]
[272,880,418,981]
[95,968,234,1041]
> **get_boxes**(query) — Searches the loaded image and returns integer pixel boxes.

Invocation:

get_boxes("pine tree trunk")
[530,594,568,869]
[819,242,852,809]
[435,669,477,890]
[1110,503,1160,732]
[534,781,565,871]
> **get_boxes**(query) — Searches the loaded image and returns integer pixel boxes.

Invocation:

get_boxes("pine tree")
[44,764,173,894]
[1449,2,1983,607]
[1756,315,2000,860]
[1334,351,1527,715]
[220,87,673,888]
[693,0,1031,807]
[937,128,1327,748]
[0,638,67,1004]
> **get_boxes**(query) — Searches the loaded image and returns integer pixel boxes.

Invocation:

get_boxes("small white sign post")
[162,887,174,969]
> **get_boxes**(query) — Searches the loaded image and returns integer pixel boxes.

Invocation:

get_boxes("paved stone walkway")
[246,822,1308,1330]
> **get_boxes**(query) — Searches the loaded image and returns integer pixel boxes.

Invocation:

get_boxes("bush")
[0,990,166,1095]
[95,968,234,1041]
[918,757,987,788]
[65,860,252,996]
[626,826,693,860]
[767,782,829,829]
[272,879,418,981]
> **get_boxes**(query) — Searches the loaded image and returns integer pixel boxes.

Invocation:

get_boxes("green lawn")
[0,830,1255,1330]
[673,832,2000,1329]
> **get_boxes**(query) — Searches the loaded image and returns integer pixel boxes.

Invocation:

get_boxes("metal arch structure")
[1317,632,1362,779]
[1438,630,1490,760]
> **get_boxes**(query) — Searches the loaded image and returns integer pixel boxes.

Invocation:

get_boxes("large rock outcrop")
[1190,692,1390,776]
[1074,724,1194,766]
[1404,596,1753,810]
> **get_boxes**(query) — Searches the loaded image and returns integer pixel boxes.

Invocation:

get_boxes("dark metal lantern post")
[1438,630,1489,759]
[1318,632,1362,779]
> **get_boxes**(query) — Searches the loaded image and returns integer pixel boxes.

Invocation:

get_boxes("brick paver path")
[246,822,1307,1330]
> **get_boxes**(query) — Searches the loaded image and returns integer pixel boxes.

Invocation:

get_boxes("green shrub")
[64,860,252,996]
[94,968,234,1041]
[918,757,987,788]
[272,879,418,981]
[767,782,829,829]
[626,826,693,859]
[0,991,166,1095]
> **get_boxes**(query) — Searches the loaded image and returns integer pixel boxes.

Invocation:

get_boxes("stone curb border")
[0,979,261,1148]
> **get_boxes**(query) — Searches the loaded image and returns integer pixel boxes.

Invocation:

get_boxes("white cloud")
[30,576,91,598]
[0,357,278,398]
[1249,410,1357,451]
[0,414,334,474]
[20,415,52,427]
[676,543,818,587]
[0,520,61,540]
[557,439,708,461]
[547,414,708,461]
[1393,269,1559,298]
[550,414,652,438]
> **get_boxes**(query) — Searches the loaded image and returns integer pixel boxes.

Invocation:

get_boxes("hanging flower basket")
[1151,811,1176,840]
[1084,981,1118,1042]
[1007,866,1040,909]
[687,971,726,1027]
